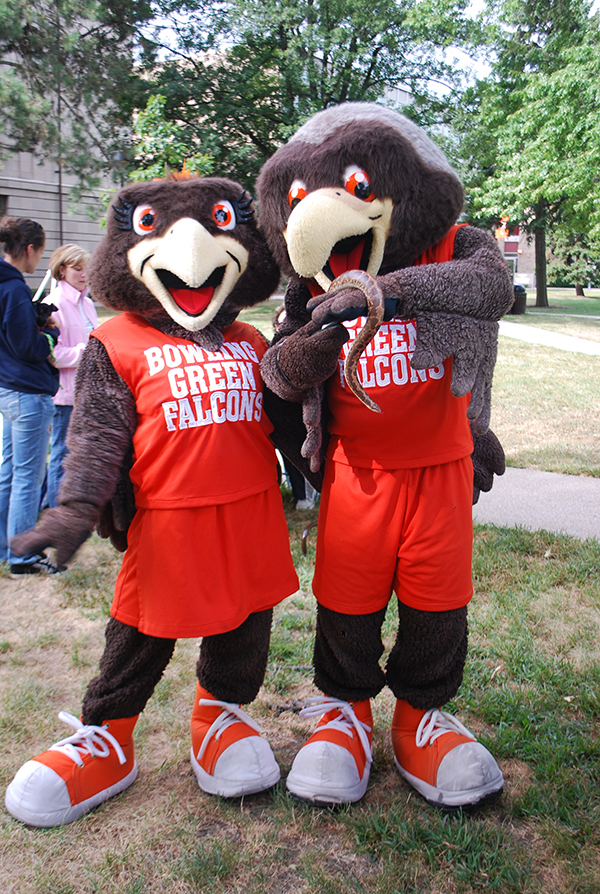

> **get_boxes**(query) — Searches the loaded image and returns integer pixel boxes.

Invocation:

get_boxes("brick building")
[0,151,111,294]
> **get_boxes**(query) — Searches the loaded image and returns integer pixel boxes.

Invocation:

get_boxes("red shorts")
[312,457,473,614]
[111,485,299,638]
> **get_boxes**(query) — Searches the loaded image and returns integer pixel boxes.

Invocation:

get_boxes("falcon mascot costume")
[257,102,513,808]
[5,175,300,826]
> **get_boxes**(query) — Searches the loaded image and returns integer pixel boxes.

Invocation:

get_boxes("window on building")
[0,196,8,216]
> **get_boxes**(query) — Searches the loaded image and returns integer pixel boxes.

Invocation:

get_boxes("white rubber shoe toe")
[5,758,138,827]
[395,741,504,808]
[191,735,280,797]
[286,739,370,805]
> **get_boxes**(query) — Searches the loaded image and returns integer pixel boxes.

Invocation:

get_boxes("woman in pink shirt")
[45,244,98,506]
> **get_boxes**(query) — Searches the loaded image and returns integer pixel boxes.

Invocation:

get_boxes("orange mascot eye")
[344,167,374,202]
[288,180,308,209]
[132,205,157,235]
[212,200,236,230]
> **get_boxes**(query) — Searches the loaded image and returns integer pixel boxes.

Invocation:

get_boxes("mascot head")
[88,176,280,331]
[257,103,464,291]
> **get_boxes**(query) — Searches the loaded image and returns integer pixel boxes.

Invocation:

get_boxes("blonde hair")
[49,243,90,279]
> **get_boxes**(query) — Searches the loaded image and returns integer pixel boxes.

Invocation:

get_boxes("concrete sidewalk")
[481,320,599,540]
[473,467,600,541]
[499,318,600,354]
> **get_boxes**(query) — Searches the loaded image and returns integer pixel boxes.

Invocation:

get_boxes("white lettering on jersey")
[161,390,262,431]
[339,318,445,391]
[145,339,257,375]
[148,338,263,432]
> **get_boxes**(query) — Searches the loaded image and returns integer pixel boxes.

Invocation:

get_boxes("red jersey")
[326,225,473,470]
[92,313,298,638]
[92,314,279,507]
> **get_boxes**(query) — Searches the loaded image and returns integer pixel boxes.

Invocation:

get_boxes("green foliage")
[469,18,600,233]
[148,0,482,186]
[455,1,600,305]
[548,232,600,289]
[0,0,153,190]
[129,94,214,182]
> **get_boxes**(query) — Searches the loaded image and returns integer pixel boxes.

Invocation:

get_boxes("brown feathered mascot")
[257,102,513,809]
[5,176,300,827]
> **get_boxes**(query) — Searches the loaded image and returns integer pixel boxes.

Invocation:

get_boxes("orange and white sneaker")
[5,712,138,827]
[286,697,373,806]
[190,684,280,797]
[391,700,503,808]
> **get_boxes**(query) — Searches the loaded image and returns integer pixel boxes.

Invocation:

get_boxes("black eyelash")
[232,191,254,224]
[113,196,134,230]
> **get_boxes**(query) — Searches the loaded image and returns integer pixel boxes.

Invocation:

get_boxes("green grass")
[239,296,283,342]
[491,336,600,476]
[510,312,600,343]
[508,288,600,343]
[1,524,599,893]
[521,287,600,315]
[52,536,120,619]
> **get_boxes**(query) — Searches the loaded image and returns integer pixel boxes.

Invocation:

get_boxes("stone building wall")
[0,152,111,293]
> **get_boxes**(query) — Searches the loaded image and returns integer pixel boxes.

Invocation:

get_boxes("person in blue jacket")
[0,216,63,574]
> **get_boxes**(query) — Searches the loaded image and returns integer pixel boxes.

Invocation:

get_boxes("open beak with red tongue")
[127,217,249,331]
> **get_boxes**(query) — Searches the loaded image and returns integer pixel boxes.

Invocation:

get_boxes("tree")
[129,94,214,182]
[146,0,483,188]
[456,0,596,306]
[0,0,153,194]
[548,232,600,294]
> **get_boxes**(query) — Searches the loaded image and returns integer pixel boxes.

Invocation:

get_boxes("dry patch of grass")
[514,314,600,342]
[491,337,600,476]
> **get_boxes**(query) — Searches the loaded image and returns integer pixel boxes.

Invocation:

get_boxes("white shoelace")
[415,708,476,749]
[195,699,262,763]
[48,712,127,767]
[299,697,373,767]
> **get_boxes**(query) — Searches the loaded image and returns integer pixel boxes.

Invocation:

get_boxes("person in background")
[0,216,62,574]
[45,244,97,507]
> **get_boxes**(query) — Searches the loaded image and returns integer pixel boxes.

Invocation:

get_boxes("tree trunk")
[535,227,549,307]
[575,283,586,296]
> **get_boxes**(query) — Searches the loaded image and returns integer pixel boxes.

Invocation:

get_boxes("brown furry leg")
[313,604,388,701]
[81,617,176,725]
[197,609,273,705]
[385,601,468,710]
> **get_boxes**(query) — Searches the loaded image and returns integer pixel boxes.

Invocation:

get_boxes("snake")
[327,270,385,413]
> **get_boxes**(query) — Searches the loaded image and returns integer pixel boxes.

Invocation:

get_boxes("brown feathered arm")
[11,339,137,565]
[261,278,349,403]
[383,227,514,321]
[471,424,506,505]
[260,279,341,473]
[263,386,325,492]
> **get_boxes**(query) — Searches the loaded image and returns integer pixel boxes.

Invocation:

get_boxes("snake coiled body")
[328,270,385,413]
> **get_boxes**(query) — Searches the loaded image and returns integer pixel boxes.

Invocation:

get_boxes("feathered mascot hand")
[11,503,98,567]
[471,424,506,505]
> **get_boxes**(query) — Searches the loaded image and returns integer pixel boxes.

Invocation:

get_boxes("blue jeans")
[0,388,54,565]
[47,404,73,508]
